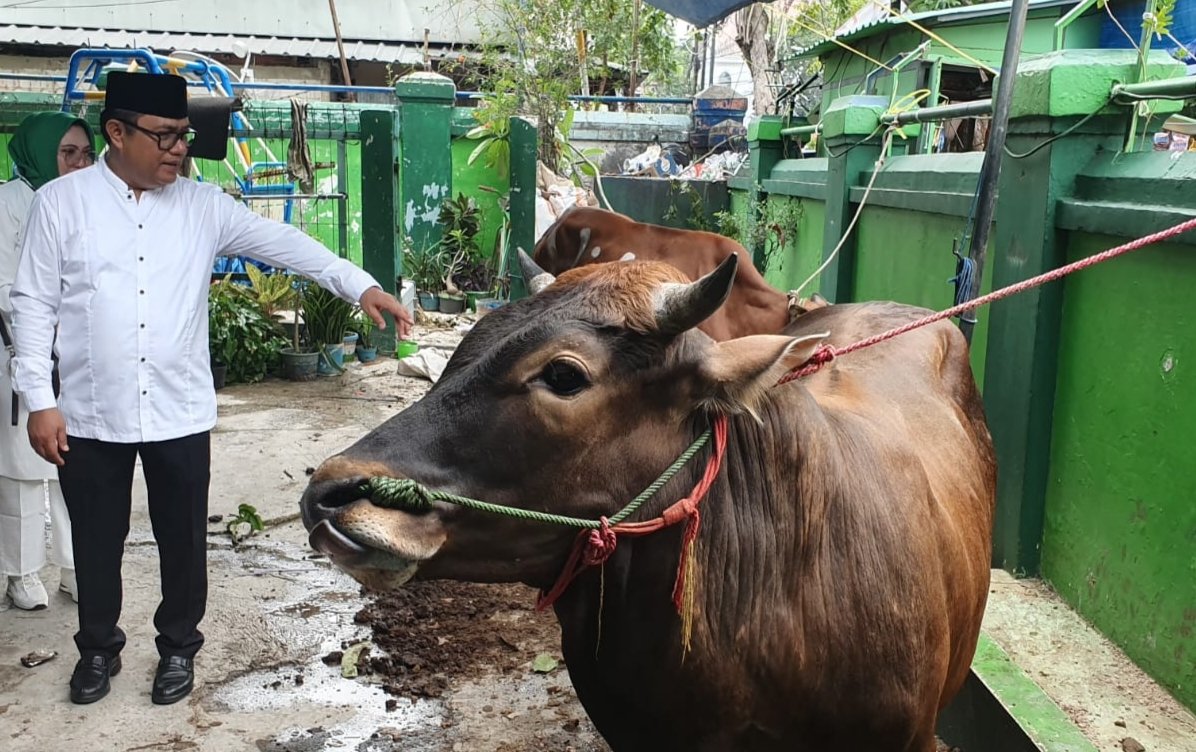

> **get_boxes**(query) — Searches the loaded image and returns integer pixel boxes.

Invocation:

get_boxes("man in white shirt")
[10,71,412,706]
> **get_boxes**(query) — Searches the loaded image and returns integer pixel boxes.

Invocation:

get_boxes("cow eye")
[539,360,590,397]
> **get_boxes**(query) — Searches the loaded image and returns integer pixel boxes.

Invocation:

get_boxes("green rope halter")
[359,427,714,529]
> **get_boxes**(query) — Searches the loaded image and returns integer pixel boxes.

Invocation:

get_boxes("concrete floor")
[983,570,1196,751]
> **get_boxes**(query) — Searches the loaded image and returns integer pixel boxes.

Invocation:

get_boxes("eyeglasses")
[58,146,96,166]
[117,119,196,151]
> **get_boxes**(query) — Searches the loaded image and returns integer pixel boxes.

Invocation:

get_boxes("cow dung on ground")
[341,580,559,701]
[345,579,968,751]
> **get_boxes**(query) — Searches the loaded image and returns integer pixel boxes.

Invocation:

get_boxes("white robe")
[0,178,71,576]
[0,178,57,481]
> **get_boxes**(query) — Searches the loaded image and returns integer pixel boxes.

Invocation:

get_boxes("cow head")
[300,252,827,591]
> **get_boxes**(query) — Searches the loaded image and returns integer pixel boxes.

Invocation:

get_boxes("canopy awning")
[641,0,766,28]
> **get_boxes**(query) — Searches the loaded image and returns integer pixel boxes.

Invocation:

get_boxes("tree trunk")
[734,3,777,115]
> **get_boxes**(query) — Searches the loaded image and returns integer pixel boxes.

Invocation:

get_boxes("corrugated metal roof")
[0,24,435,64]
[791,0,1080,60]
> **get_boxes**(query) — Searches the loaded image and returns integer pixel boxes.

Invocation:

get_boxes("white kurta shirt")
[0,177,58,480]
[11,157,380,443]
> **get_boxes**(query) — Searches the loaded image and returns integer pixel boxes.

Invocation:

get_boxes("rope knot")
[581,518,618,567]
[661,497,699,527]
[366,477,436,513]
[807,344,836,367]
[778,343,837,384]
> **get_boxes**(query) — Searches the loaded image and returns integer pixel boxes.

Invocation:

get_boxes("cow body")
[300,255,996,751]
[533,206,796,340]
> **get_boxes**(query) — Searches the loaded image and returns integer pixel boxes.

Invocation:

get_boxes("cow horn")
[518,248,556,295]
[654,253,738,336]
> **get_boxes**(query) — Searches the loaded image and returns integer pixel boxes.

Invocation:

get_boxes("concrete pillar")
[507,116,538,301]
[746,115,783,271]
[985,49,1185,574]
[360,110,400,353]
[819,95,887,303]
[396,72,456,266]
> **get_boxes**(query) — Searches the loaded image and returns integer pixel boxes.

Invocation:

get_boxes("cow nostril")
[301,475,365,521]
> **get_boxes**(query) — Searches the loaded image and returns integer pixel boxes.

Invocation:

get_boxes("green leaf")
[468,137,493,166]
[531,653,558,673]
[464,125,490,140]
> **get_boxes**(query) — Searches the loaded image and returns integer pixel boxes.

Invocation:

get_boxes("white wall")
[0,0,495,45]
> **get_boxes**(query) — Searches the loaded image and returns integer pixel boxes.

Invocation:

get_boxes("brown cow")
[300,252,996,751]
[532,205,826,340]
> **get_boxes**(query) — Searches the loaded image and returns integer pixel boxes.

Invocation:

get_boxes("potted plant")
[208,275,289,386]
[438,193,481,313]
[437,245,469,314]
[245,266,297,322]
[403,240,444,311]
[352,313,378,363]
[302,283,356,375]
[278,277,320,381]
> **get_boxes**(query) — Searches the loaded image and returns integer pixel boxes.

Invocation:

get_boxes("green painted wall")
[761,194,826,294]
[1041,231,1196,711]
[724,187,823,293]
[603,177,730,229]
[450,136,510,260]
[852,205,991,385]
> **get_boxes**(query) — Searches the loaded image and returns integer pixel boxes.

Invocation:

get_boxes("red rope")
[536,414,729,612]
[778,216,1196,384]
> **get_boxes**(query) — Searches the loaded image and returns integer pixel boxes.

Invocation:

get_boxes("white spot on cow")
[619,252,636,261]
[591,247,602,258]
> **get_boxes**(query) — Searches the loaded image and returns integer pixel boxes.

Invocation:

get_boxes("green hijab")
[8,111,95,190]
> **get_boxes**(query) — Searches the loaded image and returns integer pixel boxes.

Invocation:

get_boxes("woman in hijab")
[0,111,94,610]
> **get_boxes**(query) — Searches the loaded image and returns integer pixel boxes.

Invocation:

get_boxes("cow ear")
[696,333,828,418]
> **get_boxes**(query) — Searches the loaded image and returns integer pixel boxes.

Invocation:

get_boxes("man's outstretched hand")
[359,287,414,340]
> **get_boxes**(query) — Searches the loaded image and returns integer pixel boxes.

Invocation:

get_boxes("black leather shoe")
[69,654,122,704]
[151,655,194,705]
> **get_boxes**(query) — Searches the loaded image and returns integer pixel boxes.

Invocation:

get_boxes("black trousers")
[58,431,210,661]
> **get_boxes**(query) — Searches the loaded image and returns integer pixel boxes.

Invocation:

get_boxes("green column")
[746,115,783,271]
[360,110,400,353]
[985,49,1185,574]
[507,116,538,300]
[396,72,456,265]
[819,95,886,303]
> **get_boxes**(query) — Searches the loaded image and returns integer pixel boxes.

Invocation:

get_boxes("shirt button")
[140,357,146,362]
[139,257,145,262]
[140,290,145,295]
[138,224,143,229]
[140,324,145,329]
[142,390,147,395]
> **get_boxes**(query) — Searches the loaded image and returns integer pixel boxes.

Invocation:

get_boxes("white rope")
[791,128,895,299]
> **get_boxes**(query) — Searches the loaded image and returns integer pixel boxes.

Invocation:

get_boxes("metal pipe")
[229,81,394,95]
[0,72,67,83]
[0,71,690,105]
[463,92,691,105]
[959,0,1031,344]
[1111,76,1196,102]
[881,98,993,125]
[1053,0,1100,50]
[779,123,821,137]
[237,193,347,200]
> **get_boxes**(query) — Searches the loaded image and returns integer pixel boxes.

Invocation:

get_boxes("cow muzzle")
[300,456,447,589]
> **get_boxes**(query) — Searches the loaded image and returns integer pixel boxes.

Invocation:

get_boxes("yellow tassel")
[679,540,699,660]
